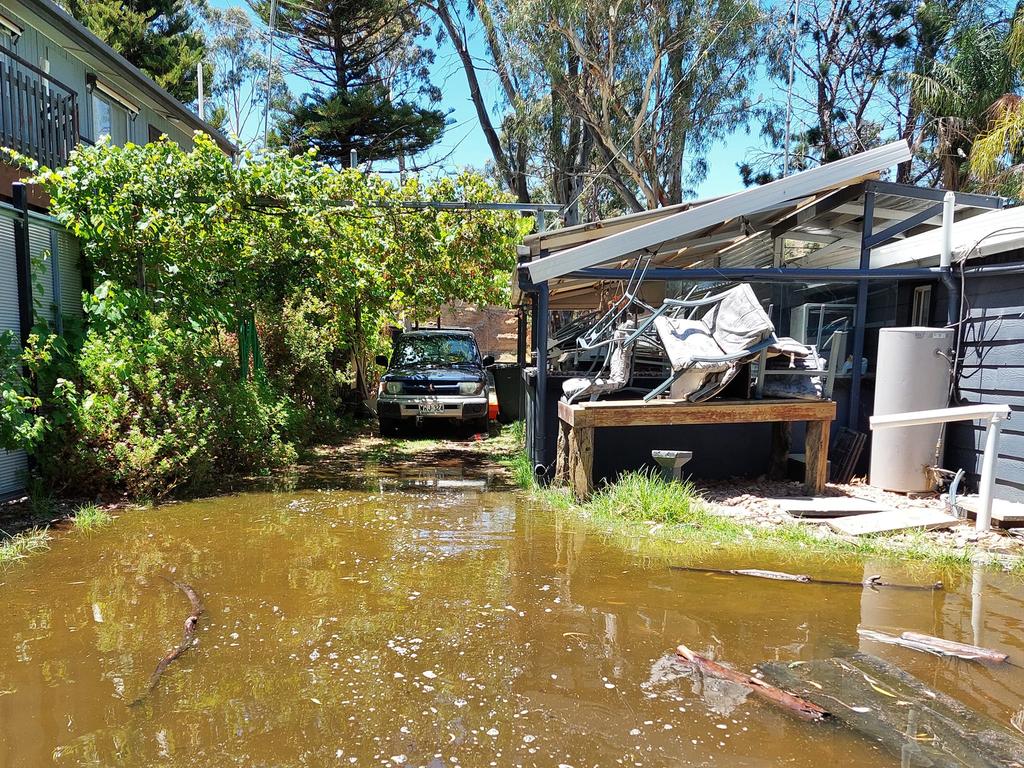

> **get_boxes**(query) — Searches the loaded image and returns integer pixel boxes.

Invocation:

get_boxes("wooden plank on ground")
[826,508,958,536]
[773,496,886,517]
[957,496,1024,528]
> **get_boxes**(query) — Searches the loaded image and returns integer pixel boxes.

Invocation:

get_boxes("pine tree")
[64,0,206,103]
[253,0,446,165]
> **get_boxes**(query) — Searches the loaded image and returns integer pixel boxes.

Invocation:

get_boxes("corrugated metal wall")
[0,213,27,497]
[0,205,83,499]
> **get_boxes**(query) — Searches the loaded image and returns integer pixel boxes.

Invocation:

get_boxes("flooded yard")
[2,458,1023,767]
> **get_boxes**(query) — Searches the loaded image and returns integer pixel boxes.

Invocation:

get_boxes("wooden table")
[555,398,837,500]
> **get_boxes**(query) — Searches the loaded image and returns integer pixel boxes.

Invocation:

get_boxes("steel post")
[848,191,874,430]
[976,412,1005,533]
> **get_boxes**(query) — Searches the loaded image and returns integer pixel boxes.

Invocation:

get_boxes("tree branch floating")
[857,628,1009,663]
[130,579,204,707]
[675,644,830,722]
[669,566,943,591]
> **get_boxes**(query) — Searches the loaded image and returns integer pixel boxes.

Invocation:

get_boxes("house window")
[912,285,932,326]
[0,13,22,46]
[148,123,163,143]
[92,91,129,145]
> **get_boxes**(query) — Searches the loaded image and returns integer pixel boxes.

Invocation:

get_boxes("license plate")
[418,401,444,414]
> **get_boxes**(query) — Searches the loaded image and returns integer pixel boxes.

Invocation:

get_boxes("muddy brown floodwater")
[1,460,1023,767]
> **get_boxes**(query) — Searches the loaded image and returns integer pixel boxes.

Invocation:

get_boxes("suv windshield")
[393,334,480,368]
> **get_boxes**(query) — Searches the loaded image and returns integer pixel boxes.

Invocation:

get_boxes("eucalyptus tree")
[422,0,535,204]
[778,0,914,171]
[205,6,291,148]
[506,0,766,211]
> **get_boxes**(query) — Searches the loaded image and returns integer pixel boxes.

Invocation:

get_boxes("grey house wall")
[926,252,1024,503]
[1,12,195,149]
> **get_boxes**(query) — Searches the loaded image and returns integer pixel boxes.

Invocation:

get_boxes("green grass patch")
[0,529,50,566]
[72,504,113,532]
[512,459,1016,573]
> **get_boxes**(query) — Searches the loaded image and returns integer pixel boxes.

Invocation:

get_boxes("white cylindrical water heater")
[869,327,953,492]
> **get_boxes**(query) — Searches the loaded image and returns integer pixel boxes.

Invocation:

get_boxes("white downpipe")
[971,563,985,647]
[870,404,1010,532]
[940,190,955,269]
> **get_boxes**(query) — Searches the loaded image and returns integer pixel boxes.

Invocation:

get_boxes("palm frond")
[970,98,1024,181]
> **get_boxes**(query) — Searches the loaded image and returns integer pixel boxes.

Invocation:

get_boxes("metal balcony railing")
[0,45,78,168]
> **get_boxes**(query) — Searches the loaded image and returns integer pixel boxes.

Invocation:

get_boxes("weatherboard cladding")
[931,258,1024,503]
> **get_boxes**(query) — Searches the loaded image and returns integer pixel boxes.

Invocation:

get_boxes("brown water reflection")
[1,467,1023,767]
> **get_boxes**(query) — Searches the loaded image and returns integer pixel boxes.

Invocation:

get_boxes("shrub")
[260,291,348,440]
[38,284,297,498]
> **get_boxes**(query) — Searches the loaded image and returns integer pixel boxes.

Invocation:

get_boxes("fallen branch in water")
[857,628,1008,663]
[675,644,830,721]
[669,566,942,591]
[130,579,204,706]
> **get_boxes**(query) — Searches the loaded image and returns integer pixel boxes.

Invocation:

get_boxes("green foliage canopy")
[31,134,529,335]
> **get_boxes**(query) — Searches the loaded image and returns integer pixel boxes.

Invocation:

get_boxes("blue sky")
[209,0,774,200]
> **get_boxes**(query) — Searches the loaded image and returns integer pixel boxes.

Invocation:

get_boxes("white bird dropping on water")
[422,670,437,679]
[92,604,103,623]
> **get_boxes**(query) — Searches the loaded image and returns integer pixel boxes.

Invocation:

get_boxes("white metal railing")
[870,404,1012,532]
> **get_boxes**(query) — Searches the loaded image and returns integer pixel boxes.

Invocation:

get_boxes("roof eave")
[525,141,912,284]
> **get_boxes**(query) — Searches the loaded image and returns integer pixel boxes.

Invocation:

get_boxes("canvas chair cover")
[654,285,775,402]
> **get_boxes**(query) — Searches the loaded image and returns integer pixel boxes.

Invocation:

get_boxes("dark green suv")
[375,329,495,435]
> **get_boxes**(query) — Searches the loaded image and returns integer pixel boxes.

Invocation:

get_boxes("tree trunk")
[429,0,528,202]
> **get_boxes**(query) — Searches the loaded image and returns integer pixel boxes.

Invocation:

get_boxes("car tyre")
[379,417,402,437]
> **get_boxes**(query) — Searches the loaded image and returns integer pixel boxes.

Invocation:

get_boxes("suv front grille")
[403,382,461,395]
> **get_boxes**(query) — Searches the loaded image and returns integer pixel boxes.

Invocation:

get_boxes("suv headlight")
[459,381,484,395]
[384,381,404,395]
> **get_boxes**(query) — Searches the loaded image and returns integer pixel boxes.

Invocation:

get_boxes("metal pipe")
[971,563,985,647]
[533,281,550,481]
[869,403,1010,429]
[849,191,875,430]
[869,403,1011,532]
[962,261,1024,276]
[12,182,32,349]
[940,191,958,327]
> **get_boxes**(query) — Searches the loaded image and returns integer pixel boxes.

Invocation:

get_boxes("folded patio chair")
[562,322,635,403]
[646,284,776,402]
[760,337,828,400]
